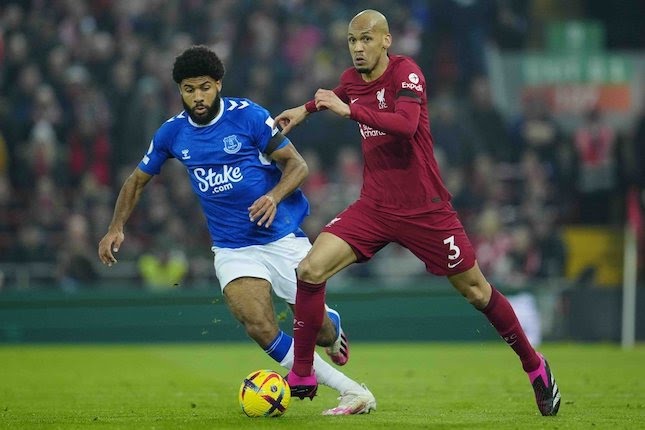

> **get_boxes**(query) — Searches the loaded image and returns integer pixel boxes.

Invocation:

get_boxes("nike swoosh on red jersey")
[447,258,464,269]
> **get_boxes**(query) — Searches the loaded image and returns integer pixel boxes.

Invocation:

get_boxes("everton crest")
[223,135,242,154]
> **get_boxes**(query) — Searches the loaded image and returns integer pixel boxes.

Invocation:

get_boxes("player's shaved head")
[349,9,389,34]
[347,9,391,79]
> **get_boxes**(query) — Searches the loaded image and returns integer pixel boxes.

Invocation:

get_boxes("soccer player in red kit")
[274,9,561,416]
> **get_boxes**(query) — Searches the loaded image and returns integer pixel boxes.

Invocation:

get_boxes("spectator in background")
[518,149,557,224]
[465,75,516,163]
[473,205,513,284]
[505,224,540,287]
[57,213,98,292]
[443,166,479,229]
[109,60,138,172]
[469,153,501,208]
[492,0,529,50]
[31,177,65,254]
[119,76,168,167]
[573,107,618,224]
[510,93,562,182]
[31,84,64,137]
[430,91,480,168]
[23,121,63,184]
[532,213,567,280]
[422,0,496,94]
[138,241,189,292]
[12,224,49,263]
[2,30,30,103]
[64,66,112,187]
[4,60,44,186]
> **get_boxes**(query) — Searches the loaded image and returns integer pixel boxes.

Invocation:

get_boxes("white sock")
[279,341,362,394]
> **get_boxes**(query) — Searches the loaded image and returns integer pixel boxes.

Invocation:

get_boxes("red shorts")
[322,199,476,276]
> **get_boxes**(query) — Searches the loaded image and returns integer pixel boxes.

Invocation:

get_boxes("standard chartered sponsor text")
[359,123,387,139]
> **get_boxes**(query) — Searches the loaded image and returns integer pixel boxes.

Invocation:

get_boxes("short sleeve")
[138,124,174,175]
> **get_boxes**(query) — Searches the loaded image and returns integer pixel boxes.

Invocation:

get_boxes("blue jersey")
[138,97,310,248]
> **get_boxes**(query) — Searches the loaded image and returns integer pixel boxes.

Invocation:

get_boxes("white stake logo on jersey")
[193,165,243,193]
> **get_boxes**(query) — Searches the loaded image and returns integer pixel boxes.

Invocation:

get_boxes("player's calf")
[316,312,339,347]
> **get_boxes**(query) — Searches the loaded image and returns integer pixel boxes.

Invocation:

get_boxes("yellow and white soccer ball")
[239,369,291,417]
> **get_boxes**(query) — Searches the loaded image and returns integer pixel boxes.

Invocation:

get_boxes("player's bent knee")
[451,280,489,309]
[459,283,491,309]
[466,289,489,309]
[449,268,491,310]
[296,258,327,284]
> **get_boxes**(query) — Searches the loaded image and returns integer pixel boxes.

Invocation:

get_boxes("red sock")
[292,278,326,377]
[482,287,541,372]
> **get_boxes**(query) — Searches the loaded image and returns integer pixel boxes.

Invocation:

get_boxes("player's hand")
[274,105,308,135]
[314,89,350,118]
[98,229,124,267]
[248,194,277,228]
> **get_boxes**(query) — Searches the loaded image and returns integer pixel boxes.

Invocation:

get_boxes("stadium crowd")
[0,0,643,291]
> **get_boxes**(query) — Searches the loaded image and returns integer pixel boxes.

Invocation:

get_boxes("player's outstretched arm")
[248,142,308,228]
[98,168,153,266]
[274,105,309,135]
[313,89,350,118]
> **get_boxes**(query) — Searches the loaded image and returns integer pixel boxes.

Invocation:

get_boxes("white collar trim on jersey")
[187,97,225,128]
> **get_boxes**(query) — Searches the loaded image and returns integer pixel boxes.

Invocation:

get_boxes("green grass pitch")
[1,342,644,429]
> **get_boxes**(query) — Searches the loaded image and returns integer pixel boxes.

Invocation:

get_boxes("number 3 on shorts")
[443,235,461,261]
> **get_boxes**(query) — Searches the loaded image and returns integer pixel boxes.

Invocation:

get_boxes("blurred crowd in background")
[0,0,643,292]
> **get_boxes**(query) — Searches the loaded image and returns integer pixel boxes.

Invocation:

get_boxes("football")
[238,369,291,417]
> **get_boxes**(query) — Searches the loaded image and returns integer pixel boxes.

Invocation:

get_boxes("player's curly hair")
[172,45,225,84]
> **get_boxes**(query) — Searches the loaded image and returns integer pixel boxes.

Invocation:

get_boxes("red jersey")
[309,55,451,215]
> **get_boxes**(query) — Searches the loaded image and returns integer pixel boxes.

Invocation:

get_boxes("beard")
[183,94,221,125]
[353,60,374,74]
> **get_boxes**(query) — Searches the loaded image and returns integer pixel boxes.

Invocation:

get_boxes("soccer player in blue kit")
[98,46,376,415]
